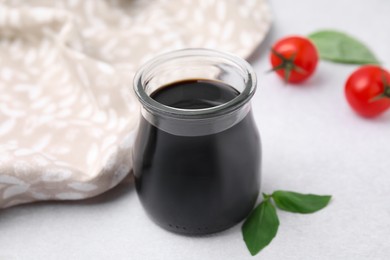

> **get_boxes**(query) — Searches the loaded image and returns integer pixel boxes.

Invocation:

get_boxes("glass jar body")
[133,109,260,235]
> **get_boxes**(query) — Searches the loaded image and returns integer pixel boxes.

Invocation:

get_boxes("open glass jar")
[133,49,261,235]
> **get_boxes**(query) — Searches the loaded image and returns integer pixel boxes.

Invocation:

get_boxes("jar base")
[149,217,243,236]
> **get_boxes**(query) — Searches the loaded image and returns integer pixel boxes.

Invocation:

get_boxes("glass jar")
[133,49,261,235]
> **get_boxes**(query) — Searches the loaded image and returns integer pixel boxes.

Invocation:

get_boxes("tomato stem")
[270,48,307,83]
[381,71,390,98]
[369,70,390,102]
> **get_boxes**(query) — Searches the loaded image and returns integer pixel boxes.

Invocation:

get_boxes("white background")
[1,0,390,259]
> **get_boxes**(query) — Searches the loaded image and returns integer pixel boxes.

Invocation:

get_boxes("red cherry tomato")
[345,65,390,118]
[270,36,319,84]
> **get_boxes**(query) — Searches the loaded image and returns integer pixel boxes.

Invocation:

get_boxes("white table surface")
[1,0,390,259]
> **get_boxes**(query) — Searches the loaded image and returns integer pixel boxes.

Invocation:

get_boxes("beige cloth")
[0,0,271,208]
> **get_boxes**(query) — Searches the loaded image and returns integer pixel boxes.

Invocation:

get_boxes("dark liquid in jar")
[133,79,260,235]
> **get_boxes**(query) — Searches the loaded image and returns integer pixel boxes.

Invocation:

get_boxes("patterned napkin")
[0,0,271,208]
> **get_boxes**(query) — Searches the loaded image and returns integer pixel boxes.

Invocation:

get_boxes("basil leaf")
[242,200,279,256]
[272,190,331,214]
[308,30,379,64]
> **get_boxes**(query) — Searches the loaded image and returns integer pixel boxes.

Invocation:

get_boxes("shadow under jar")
[133,49,261,235]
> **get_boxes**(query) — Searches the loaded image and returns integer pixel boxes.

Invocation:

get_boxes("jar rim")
[133,48,257,119]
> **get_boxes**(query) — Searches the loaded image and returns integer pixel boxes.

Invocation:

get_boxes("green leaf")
[272,190,331,214]
[308,30,379,64]
[242,200,279,256]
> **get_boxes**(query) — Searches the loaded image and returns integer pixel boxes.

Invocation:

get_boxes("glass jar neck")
[133,48,257,136]
[141,103,251,136]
